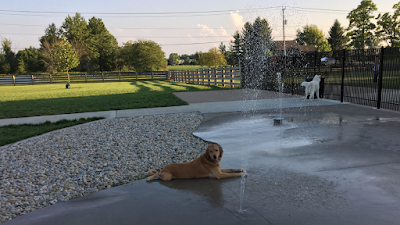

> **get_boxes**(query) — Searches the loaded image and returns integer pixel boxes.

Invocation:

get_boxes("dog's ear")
[205,145,212,162]
[218,145,223,160]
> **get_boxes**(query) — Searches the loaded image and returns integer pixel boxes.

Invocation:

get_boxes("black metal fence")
[241,47,400,111]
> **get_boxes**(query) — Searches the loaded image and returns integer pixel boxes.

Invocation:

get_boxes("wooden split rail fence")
[166,67,241,88]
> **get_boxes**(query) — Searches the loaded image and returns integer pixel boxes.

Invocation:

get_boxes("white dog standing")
[301,75,321,100]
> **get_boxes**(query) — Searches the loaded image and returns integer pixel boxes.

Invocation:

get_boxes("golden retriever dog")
[147,143,246,181]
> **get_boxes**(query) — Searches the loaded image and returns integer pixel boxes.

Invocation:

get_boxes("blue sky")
[0,0,398,57]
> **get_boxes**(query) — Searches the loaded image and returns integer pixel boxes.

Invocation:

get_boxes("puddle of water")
[194,117,314,152]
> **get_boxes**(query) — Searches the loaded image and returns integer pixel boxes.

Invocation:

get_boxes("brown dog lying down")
[147,143,246,181]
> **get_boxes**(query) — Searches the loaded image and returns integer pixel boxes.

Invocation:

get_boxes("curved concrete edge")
[0,111,117,126]
[0,98,346,127]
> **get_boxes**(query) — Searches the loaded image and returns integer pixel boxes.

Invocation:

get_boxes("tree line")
[296,0,400,51]
[1,0,399,75]
[0,13,166,75]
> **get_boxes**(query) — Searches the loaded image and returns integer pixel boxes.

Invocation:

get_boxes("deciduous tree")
[54,37,80,82]
[296,24,332,52]
[41,36,79,82]
[376,1,400,47]
[122,39,166,72]
[346,0,377,49]
[87,17,117,72]
[168,53,179,65]
[199,47,226,68]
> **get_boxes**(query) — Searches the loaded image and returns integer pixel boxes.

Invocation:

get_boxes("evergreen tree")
[17,47,44,73]
[39,23,62,46]
[230,30,242,66]
[1,38,17,73]
[328,19,350,51]
[242,17,274,59]
[17,58,26,74]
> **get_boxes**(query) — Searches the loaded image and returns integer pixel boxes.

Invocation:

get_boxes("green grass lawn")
[0,80,229,119]
[167,65,209,71]
[0,117,103,147]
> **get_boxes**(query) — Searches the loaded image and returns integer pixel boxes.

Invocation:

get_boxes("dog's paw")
[242,172,248,177]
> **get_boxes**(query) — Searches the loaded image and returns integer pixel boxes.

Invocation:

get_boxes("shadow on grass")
[0,117,104,146]
[0,92,188,119]
[132,80,229,92]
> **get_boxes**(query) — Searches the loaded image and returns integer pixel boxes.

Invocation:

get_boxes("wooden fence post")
[230,67,234,88]
[185,71,187,83]
[136,72,138,81]
[119,72,121,82]
[222,67,225,87]
[197,69,200,84]
[102,72,104,82]
[202,68,205,85]
[12,75,15,86]
[208,68,211,85]
[31,75,35,85]
[85,73,87,83]
[50,74,53,84]
[214,67,217,86]
[151,71,154,80]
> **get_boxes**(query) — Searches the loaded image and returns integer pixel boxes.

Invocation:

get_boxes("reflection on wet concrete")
[148,178,226,208]
[193,109,400,224]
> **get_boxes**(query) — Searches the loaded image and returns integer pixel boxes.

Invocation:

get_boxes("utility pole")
[282,7,286,57]
[282,6,287,71]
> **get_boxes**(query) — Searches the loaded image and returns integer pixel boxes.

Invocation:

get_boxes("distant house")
[274,40,316,55]
[178,59,195,65]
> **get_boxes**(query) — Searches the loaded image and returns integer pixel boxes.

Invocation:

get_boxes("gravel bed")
[0,112,210,223]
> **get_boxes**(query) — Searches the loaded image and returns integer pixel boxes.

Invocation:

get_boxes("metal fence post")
[341,49,346,102]
[377,47,384,109]
[314,51,317,76]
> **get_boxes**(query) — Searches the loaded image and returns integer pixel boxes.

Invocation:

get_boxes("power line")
[0,32,232,39]
[160,41,229,46]
[0,7,282,15]
[0,7,282,18]
[0,22,242,31]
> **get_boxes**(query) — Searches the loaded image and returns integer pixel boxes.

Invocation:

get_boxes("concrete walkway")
[0,90,344,126]
[3,90,400,225]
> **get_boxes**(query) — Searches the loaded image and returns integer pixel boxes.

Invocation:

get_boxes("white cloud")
[188,34,196,41]
[230,11,245,28]
[197,24,216,36]
[114,27,124,33]
[219,27,227,36]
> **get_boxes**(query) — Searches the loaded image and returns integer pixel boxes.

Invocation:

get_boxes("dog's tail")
[147,169,159,181]
[300,81,309,87]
